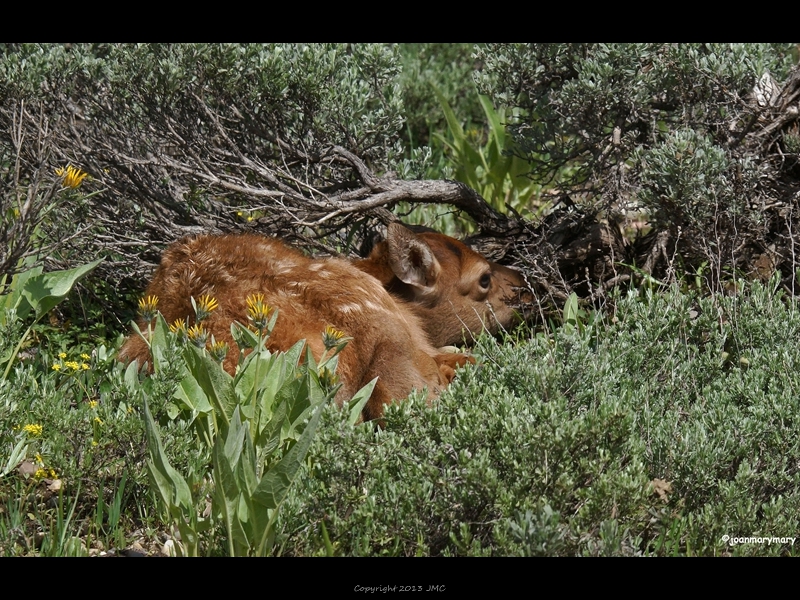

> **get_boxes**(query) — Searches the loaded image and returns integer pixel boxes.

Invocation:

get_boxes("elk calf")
[119,223,525,421]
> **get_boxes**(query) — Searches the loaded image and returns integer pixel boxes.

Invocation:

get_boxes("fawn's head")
[356,223,527,347]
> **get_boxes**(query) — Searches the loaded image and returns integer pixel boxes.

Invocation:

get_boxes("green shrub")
[277,279,800,556]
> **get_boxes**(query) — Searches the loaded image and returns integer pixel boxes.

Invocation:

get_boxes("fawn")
[119,223,526,421]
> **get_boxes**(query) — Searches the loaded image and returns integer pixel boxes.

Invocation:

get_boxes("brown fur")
[119,223,525,421]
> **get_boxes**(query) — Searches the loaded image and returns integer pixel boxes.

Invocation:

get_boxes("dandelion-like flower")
[94,416,103,425]
[187,324,209,349]
[88,400,98,409]
[170,318,189,344]
[81,363,90,370]
[55,165,89,189]
[318,366,339,391]
[322,325,349,351]
[208,338,229,363]
[64,360,80,371]
[193,294,219,323]
[138,295,159,322]
[246,293,272,332]
[322,325,344,350]
[58,352,67,359]
[52,363,62,371]
[23,424,43,436]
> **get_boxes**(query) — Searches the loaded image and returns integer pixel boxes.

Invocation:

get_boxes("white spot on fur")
[338,303,363,314]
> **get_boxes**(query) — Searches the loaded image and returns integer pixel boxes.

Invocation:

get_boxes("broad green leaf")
[347,377,378,426]
[284,339,306,368]
[149,314,173,374]
[563,292,579,329]
[21,258,103,319]
[0,266,42,322]
[175,372,212,414]
[260,396,288,456]
[213,407,252,555]
[433,85,466,147]
[231,320,260,350]
[252,400,325,511]
[123,360,140,394]
[184,344,236,430]
[143,397,193,510]
[1,437,29,478]
[480,94,506,154]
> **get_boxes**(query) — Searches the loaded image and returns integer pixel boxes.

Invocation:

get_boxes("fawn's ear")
[386,222,441,290]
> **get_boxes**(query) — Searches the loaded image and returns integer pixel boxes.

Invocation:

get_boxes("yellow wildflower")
[209,338,229,363]
[93,416,103,425]
[80,353,91,360]
[318,366,339,391]
[88,400,98,409]
[52,363,62,371]
[58,352,67,359]
[193,294,219,323]
[23,424,43,436]
[81,363,90,370]
[322,325,349,351]
[187,324,209,349]
[65,361,80,371]
[35,468,47,479]
[170,318,189,344]
[55,165,89,189]
[246,293,272,331]
[138,295,159,322]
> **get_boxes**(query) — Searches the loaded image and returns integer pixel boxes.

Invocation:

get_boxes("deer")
[119,222,526,422]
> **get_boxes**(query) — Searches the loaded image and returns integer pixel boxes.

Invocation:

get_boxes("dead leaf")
[18,460,37,478]
[651,478,673,502]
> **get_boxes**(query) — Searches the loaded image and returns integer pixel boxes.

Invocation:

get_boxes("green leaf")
[184,344,236,431]
[260,397,288,456]
[212,423,248,555]
[143,396,193,511]
[0,267,41,323]
[175,371,212,414]
[1,437,29,478]
[252,400,325,511]
[563,292,579,331]
[21,258,103,319]
[231,321,259,350]
[479,94,506,153]
[123,360,140,394]
[347,377,378,426]
[149,313,173,374]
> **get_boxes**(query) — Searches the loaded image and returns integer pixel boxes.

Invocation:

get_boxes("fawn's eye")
[479,273,491,290]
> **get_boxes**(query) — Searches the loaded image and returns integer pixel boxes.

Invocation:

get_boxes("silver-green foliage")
[137,312,371,556]
[279,278,800,556]
[474,44,795,216]
[2,44,405,169]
